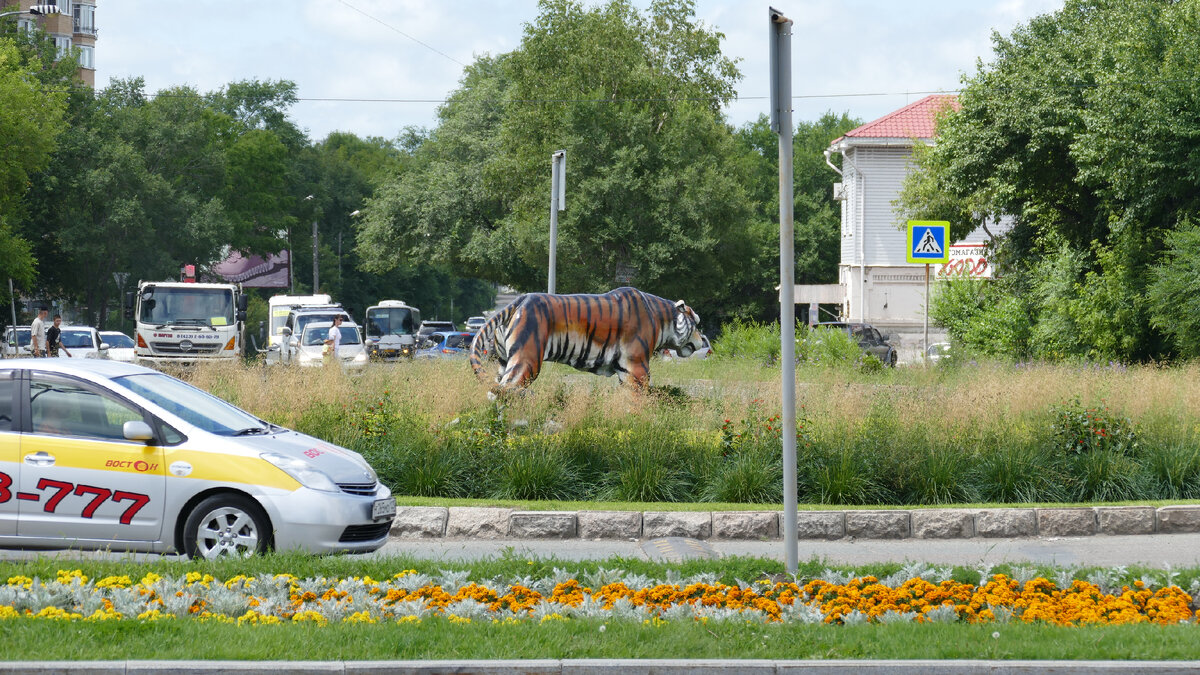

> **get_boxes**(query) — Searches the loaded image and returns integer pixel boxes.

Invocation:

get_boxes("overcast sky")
[97,0,1064,142]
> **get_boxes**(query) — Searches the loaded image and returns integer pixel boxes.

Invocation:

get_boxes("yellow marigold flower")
[393,570,418,579]
[136,609,174,622]
[6,575,32,587]
[447,615,472,624]
[343,611,376,624]
[139,572,162,587]
[0,606,20,620]
[396,616,422,625]
[35,606,82,620]
[292,610,328,625]
[539,613,568,623]
[84,609,122,622]
[95,575,132,589]
[55,569,87,585]
[238,610,282,626]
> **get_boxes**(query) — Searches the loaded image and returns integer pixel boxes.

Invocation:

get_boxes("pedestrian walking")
[29,307,48,357]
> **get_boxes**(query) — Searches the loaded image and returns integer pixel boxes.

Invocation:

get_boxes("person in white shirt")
[29,307,48,357]
[324,316,343,365]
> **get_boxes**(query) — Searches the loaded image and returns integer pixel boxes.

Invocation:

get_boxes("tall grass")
[177,355,1200,506]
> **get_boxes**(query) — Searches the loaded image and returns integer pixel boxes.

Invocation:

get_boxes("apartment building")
[4,0,97,86]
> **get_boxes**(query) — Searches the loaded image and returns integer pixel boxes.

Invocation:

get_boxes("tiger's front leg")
[616,354,651,390]
[498,354,544,390]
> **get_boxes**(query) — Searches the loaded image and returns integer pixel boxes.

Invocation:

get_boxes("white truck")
[124,281,248,365]
[266,294,331,347]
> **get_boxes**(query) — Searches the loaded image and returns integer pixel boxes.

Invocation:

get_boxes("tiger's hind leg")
[497,354,543,391]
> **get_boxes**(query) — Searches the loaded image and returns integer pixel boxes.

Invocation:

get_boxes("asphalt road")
[4,533,1195,567]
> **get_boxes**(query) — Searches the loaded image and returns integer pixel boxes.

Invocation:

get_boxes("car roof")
[99,330,129,336]
[304,320,359,331]
[0,358,155,378]
[428,330,470,337]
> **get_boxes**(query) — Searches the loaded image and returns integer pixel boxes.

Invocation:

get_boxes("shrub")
[1143,442,1200,499]
[489,439,582,501]
[975,440,1066,503]
[712,319,780,364]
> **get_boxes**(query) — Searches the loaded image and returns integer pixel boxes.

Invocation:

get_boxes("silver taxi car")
[0,359,395,559]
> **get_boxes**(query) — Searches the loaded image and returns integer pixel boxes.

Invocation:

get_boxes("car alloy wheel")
[184,494,270,560]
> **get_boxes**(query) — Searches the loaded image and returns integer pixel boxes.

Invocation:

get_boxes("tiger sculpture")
[469,286,705,392]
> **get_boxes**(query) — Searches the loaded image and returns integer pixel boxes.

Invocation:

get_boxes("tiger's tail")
[469,299,519,382]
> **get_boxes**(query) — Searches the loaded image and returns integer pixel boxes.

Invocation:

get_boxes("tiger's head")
[670,300,705,357]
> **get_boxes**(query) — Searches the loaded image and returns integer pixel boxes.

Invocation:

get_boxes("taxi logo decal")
[169,461,193,477]
[105,459,159,472]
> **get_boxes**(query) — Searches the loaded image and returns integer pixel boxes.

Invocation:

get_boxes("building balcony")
[73,21,96,36]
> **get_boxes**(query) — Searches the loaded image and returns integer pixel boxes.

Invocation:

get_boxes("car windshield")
[295,313,346,335]
[366,307,420,338]
[9,329,30,347]
[302,325,361,347]
[60,329,96,349]
[111,372,267,436]
[139,286,234,327]
[102,333,135,348]
[445,334,470,349]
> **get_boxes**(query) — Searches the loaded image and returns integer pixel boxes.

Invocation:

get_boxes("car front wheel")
[183,494,271,560]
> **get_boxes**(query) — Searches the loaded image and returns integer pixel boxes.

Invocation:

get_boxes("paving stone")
[1096,506,1155,535]
[911,509,974,539]
[1157,506,1200,533]
[389,507,447,538]
[445,507,512,538]
[975,509,1036,537]
[845,510,910,539]
[509,511,577,539]
[578,511,641,539]
[1037,508,1096,537]
[642,512,712,539]
[792,511,845,539]
[711,511,779,539]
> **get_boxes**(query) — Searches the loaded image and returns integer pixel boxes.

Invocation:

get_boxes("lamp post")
[304,195,318,293]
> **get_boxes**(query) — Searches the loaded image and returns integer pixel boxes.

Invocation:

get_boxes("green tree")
[899,0,1200,361]
[359,0,752,320]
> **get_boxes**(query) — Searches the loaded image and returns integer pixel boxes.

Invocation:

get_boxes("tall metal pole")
[923,263,930,364]
[312,220,319,293]
[8,278,16,329]
[548,150,565,294]
[770,7,797,575]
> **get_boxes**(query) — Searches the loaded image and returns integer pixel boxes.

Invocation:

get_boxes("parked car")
[416,331,473,358]
[2,326,31,358]
[816,322,897,367]
[265,305,353,365]
[289,321,368,369]
[417,320,456,339]
[464,316,488,333]
[661,334,712,360]
[100,331,136,363]
[927,342,952,364]
[57,326,111,359]
[0,358,393,558]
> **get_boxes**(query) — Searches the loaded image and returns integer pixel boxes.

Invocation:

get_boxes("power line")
[335,0,467,68]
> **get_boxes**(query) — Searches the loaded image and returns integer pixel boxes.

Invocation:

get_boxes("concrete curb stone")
[510,511,578,539]
[1097,506,1156,535]
[642,512,712,539]
[445,507,513,539]
[845,510,910,539]
[578,510,641,539]
[388,507,447,539]
[1157,506,1200,533]
[348,661,559,675]
[564,661,775,674]
[711,511,779,539]
[974,509,1037,538]
[911,509,974,539]
[791,511,845,539]
[1036,508,1096,537]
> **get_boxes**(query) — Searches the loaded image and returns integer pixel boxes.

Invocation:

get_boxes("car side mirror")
[123,420,154,442]
[99,342,110,350]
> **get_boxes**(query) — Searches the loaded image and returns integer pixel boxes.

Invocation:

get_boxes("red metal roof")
[839,94,959,141]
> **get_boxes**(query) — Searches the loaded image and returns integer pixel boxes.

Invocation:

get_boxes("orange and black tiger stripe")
[469,287,703,392]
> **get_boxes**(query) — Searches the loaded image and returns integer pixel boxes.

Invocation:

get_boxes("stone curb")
[6,661,1200,674]
[392,505,1200,541]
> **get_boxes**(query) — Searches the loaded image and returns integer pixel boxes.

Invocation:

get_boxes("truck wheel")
[183,494,271,560]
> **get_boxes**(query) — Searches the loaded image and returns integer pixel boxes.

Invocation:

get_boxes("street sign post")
[907,221,950,362]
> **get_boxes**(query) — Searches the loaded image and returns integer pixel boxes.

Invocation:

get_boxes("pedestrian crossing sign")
[906,221,950,264]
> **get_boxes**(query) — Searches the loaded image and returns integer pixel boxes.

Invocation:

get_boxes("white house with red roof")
[817,94,975,348]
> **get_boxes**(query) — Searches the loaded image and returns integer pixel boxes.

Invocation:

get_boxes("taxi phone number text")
[0,471,149,524]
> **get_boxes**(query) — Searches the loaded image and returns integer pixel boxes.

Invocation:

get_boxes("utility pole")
[312,220,319,294]
[770,6,798,575]
[548,150,565,293]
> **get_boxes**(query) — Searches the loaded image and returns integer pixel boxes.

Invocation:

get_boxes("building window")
[78,44,94,70]
[53,35,72,59]
[73,2,96,35]
[16,18,34,32]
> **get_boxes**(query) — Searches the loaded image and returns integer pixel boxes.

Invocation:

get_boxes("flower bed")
[1,566,1193,626]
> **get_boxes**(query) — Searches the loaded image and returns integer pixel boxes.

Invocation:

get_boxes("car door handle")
[23,452,55,467]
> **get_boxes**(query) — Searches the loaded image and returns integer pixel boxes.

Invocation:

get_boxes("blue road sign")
[907,221,950,264]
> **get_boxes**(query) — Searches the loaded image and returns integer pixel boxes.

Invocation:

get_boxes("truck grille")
[337,482,378,496]
[150,341,223,354]
[339,522,391,543]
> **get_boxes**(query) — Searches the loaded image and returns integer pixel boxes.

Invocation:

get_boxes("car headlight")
[353,352,367,362]
[260,452,339,492]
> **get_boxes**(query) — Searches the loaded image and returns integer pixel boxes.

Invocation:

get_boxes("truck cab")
[364,300,421,360]
[125,281,247,364]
